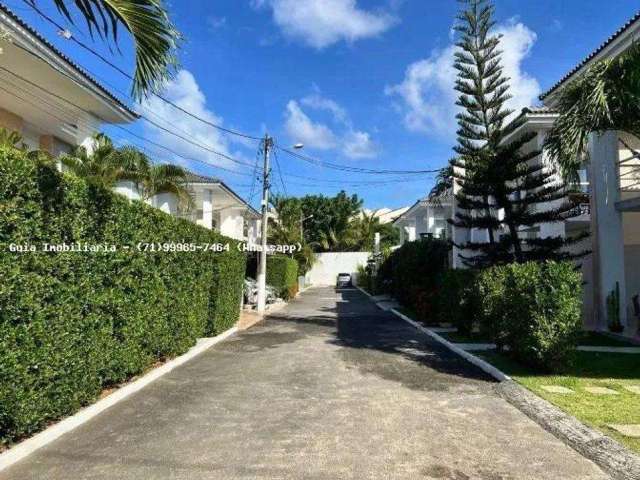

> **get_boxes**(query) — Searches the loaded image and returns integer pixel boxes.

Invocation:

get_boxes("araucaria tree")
[449,0,586,267]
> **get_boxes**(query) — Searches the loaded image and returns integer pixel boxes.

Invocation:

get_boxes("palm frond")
[545,43,640,180]
[45,0,180,99]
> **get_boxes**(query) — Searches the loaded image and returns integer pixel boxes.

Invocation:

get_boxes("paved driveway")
[1,287,608,479]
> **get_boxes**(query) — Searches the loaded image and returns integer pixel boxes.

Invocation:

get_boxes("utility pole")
[256,134,273,313]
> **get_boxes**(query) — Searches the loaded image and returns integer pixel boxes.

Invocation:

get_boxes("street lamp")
[293,143,304,150]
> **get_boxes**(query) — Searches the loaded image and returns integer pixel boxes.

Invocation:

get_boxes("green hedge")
[377,238,449,323]
[266,255,299,300]
[477,261,583,371]
[437,269,480,334]
[0,147,245,445]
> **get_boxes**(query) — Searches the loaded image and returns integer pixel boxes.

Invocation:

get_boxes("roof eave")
[540,10,640,103]
[0,3,138,122]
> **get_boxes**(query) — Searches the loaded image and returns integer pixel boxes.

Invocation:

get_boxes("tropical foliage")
[61,133,191,206]
[270,192,399,259]
[32,0,181,99]
[268,195,315,274]
[545,43,640,182]
[0,144,245,445]
[449,0,586,267]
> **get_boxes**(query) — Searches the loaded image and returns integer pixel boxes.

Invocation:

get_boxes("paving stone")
[541,385,574,394]
[584,387,619,395]
[623,385,640,394]
[608,425,640,438]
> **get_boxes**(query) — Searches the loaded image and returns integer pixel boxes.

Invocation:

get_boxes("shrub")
[266,255,299,300]
[0,147,246,445]
[478,261,583,371]
[438,269,480,334]
[377,238,449,323]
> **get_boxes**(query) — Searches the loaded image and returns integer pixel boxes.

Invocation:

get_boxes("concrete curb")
[390,308,511,382]
[496,382,640,480]
[385,305,640,480]
[0,327,238,473]
[355,285,374,299]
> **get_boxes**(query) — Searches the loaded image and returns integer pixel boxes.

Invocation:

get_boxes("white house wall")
[306,252,371,286]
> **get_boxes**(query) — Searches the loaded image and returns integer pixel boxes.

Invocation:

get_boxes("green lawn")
[578,331,638,347]
[477,350,640,454]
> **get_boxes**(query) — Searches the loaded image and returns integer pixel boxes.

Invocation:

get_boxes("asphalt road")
[0,287,609,479]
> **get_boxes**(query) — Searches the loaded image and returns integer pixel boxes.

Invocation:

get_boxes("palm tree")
[29,0,180,100]
[268,195,316,274]
[0,127,26,149]
[0,127,53,163]
[62,134,191,207]
[61,133,130,188]
[545,44,640,182]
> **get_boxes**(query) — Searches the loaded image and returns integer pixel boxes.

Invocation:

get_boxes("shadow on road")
[267,287,495,391]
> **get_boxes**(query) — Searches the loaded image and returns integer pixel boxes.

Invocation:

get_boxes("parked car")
[336,273,352,288]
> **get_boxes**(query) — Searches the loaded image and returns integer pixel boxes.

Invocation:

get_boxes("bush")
[377,239,449,323]
[477,261,583,371]
[0,147,246,445]
[438,269,480,334]
[266,255,299,300]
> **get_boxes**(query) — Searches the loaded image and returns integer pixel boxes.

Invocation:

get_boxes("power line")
[272,148,288,197]
[0,64,258,178]
[275,145,441,175]
[20,0,263,141]
[17,1,445,180]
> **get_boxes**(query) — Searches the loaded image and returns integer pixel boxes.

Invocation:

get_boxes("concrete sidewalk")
[0,287,608,479]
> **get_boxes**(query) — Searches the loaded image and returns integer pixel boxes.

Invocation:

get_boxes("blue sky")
[4,0,639,209]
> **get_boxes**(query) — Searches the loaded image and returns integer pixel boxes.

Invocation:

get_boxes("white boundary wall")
[306,252,370,286]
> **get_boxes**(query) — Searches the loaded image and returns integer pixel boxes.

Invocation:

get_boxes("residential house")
[393,193,453,244]
[116,172,261,244]
[539,10,640,336]
[0,4,260,245]
[363,206,410,225]
[0,4,137,152]
[451,9,640,336]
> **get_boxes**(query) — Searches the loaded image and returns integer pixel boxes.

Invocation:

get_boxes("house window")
[196,209,204,221]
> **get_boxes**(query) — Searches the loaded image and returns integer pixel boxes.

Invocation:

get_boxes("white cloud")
[301,92,348,124]
[284,100,338,150]
[253,0,398,49]
[284,92,379,159]
[385,20,541,138]
[342,130,378,159]
[140,69,239,170]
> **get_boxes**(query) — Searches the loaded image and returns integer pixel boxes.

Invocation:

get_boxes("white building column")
[589,131,627,329]
[202,189,213,230]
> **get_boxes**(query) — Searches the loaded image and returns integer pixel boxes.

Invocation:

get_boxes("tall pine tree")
[449,0,587,268]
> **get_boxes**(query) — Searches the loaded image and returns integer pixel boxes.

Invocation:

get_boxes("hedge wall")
[266,255,299,300]
[377,238,449,323]
[0,147,246,445]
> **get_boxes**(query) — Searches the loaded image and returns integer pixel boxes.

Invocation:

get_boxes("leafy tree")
[29,0,180,99]
[449,0,586,267]
[299,191,363,252]
[348,210,399,251]
[268,195,315,274]
[545,44,640,182]
[429,165,453,198]
[61,133,190,205]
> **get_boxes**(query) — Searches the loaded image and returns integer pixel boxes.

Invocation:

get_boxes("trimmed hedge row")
[374,238,582,371]
[267,255,299,300]
[0,147,246,445]
[377,238,449,323]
